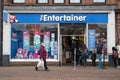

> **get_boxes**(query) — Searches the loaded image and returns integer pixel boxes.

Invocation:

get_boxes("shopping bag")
[37,59,44,69]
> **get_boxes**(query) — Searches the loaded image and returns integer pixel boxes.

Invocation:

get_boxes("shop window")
[88,24,108,59]
[37,0,48,4]
[13,0,25,3]
[11,24,58,60]
[93,0,106,3]
[69,0,81,4]
[53,0,64,4]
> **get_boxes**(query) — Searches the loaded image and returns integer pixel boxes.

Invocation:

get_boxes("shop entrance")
[61,35,85,64]
[60,23,87,65]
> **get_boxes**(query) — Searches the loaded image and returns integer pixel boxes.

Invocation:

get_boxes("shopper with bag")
[35,43,48,71]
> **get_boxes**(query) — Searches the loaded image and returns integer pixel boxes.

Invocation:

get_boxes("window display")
[88,24,108,59]
[11,24,58,60]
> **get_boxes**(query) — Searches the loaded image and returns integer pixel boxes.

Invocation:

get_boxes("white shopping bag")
[37,59,44,69]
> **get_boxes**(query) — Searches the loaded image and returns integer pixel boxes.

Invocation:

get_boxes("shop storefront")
[3,12,116,65]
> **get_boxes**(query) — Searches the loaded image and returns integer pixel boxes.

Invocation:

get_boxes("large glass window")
[88,24,108,59]
[13,0,25,3]
[37,0,48,4]
[93,0,105,3]
[11,24,58,60]
[69,0,81,3]
[53,0,64,3]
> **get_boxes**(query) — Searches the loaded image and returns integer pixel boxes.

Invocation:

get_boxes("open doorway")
[60,23,86,65]
[62,35,84,64]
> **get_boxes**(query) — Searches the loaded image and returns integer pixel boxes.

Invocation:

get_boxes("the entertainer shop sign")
[40,14,86,22]
[13,13,108,23]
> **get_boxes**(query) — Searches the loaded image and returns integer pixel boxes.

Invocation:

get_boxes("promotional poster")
[34,26,40,50]
[23,30,30,51]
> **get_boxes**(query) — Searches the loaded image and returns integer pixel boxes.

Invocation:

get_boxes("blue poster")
[88,30,96,51]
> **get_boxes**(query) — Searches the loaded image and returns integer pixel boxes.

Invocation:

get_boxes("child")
[91,49,97,66]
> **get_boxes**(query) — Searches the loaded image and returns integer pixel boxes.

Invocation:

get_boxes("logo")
[9,15,18,23]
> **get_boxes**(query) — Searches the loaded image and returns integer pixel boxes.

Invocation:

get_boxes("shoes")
[45,68,48,71]
[35,65,38,71]
[77,65,80,66]
[117,66,120,68]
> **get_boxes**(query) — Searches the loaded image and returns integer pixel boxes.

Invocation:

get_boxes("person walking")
[97,40,103,69]
[35,43,48,71]
[116,43,120,68]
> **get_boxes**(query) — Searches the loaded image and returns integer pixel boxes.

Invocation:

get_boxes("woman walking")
[35,43,48,71]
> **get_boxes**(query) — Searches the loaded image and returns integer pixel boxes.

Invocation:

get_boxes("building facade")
[2,0,118,66]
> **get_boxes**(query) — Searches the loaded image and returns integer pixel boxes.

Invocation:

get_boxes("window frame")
[53,0,65,4]
[37,0,49,4]
[93,0,106,4]
[69,0,81,4]
[12,0,25,4]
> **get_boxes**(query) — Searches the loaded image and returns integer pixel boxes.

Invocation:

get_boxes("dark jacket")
[97,43,103,54]
[40,45,47,61]
[91,53,96,60]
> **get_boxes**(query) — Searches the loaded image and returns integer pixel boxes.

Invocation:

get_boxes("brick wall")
[3,0,117,6]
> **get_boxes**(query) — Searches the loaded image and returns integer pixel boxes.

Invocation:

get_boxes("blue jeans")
[98,54,102,68]
[78,55,86,66]
[78,56,82,65]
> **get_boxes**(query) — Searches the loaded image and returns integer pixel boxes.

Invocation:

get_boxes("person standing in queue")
[97,40,103,69]
[35,42,48,71]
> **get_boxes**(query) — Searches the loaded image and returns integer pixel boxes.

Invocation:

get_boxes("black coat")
[91,53,96,60]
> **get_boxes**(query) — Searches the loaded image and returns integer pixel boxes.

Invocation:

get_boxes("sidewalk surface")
[0,66,120,80]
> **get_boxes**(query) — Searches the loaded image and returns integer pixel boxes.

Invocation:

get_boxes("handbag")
[37,59,44,69]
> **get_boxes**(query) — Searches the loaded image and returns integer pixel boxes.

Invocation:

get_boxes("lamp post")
[0,0,3,66]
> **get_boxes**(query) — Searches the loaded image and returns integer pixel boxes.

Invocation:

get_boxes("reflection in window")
[13,0,25,3]
[70,0,81,3]
[53,0,64,3]
[11,24,58,60]
[37,0,48,3]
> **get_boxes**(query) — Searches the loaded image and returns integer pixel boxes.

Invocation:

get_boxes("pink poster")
[23,30,30,51]
[43,31,50,52]
[34,26,40,49]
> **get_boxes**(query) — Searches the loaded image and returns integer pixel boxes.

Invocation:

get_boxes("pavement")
[0,65,120,80]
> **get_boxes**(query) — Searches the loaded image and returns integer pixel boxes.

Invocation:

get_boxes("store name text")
[40,14,87,22]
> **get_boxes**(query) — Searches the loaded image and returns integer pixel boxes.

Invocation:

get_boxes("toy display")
[33,49,39,59]
[15,48,24,59]
[23,49,28,59]
[11,25,58,60]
